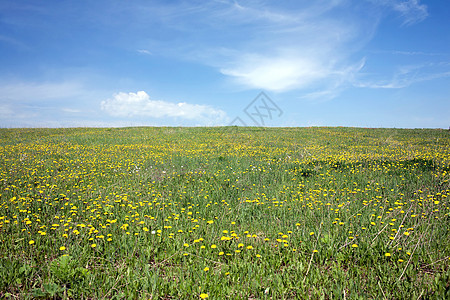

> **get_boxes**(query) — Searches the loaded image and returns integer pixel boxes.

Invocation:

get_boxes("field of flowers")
[1,127,449,299]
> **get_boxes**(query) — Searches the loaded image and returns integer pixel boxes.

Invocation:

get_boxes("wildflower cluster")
[0,127,449,298]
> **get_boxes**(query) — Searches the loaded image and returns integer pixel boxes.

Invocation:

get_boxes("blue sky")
[1,0,449,128]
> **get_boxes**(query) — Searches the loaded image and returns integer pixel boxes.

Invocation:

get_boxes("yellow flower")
[91,243,97,248]
[238,243,244,248]
[310,232,314,236]
[211,244,217,249]
[351,244,358,248]
[218,252,224,256]
[199,293,209,299]
[143,227,149,232]
[29,240,35,245]
[203,267,209,272]
[246,245,253,250]
[385,253,391,257]
[59,246,66,251]
[313,249,318,253]
[184,243,189,247]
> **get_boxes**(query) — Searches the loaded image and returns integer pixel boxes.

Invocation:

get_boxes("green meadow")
[1,127,449,299]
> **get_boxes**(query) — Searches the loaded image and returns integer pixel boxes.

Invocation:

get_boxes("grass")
[0,126,449,299]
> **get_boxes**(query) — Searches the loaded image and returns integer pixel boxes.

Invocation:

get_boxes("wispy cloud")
[354,63,450,88]
[0,103,13,117]
[0,80,84,101]
[372,50,448,56]
[61,108,82,113]
[100,91,228,125]
[137,49,152,55]
[131,0,430,97]
[392,0,428,26]
[367,0,428,26]
[134,0,386,96]
[192,1,370,93]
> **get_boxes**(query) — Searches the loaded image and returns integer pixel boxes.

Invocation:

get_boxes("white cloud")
[100,91,228,125]
[221,55,327,92]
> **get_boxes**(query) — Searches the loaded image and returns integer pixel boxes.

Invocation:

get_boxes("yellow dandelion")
[211,244,217,249]
[29,240,35,245]
[59,246,66,251]
[385,253,391,257]
[91,243,97,248]
[204,267,209,272]
[352,244,358,248]
[199,293,209,299]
